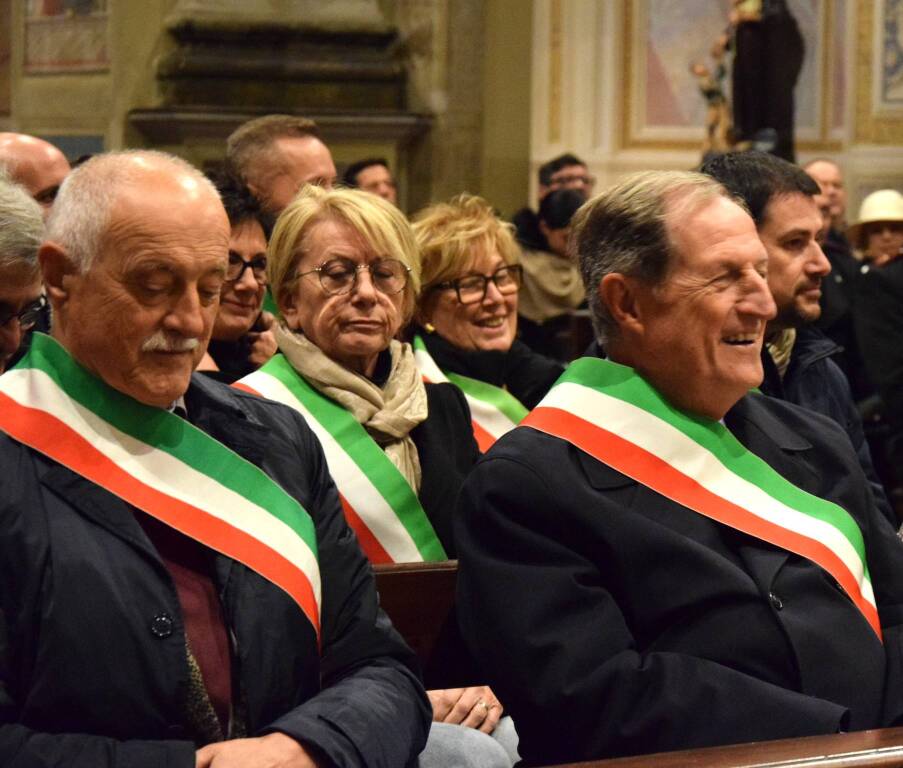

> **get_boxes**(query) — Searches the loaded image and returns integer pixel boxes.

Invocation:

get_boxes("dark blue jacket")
[0,373,431,768]
[760,326,895,525]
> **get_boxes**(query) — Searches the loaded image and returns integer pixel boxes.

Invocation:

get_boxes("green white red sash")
[523,356,882,641]
[413,335,528,452]
[236,355,447,564]
[0,333,321,639]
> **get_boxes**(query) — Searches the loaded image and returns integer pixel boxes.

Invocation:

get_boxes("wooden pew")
[373,560,458,669]
[373,562,903,768]
[548,727,903,767]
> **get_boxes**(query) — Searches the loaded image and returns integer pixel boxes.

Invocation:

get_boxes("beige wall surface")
[7,1,176,147]
[2,0,537,216]
[480,0,532,218]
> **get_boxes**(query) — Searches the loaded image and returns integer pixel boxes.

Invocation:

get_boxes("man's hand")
[195,732,324,768]
[427,686,503,734]
[247,311,277,367]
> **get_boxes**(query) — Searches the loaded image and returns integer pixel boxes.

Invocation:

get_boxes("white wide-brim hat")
[847,189,903,247]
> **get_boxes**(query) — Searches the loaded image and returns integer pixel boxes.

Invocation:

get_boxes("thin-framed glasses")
[431,265,523,305]
[296,257,410,296]
[0,295,46,331]
[227,253,268,285]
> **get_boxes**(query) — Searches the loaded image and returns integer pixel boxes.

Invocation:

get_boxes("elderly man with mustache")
[0,151,431,768]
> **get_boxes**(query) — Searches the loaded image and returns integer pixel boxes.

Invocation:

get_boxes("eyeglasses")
[296,257,410,296]
[227,253,268,285]
[0,295,46,331]
[432,265,523,305]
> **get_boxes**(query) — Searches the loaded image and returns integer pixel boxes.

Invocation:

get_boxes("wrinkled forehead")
[101,179,228,261]
[806,161,843,186]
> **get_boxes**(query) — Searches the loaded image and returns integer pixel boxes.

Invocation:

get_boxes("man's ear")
[38,241,78,308]
[598,273,644,336]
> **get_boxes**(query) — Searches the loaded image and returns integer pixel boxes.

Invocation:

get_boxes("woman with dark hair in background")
[197,175,277,382]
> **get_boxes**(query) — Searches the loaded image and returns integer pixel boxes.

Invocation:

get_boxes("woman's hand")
[428,686,503,734]
[248,311,278,367]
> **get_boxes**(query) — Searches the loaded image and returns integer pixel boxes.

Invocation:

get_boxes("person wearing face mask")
[516,188,588,361]
[234,185,518,767]
[197,175,276,383]
[410,195,564,451]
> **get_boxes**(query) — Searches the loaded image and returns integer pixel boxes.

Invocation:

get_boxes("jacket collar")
[725,393,812,452]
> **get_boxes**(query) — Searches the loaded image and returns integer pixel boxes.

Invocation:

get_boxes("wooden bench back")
[548,726,903,767]
[373,560,458,669]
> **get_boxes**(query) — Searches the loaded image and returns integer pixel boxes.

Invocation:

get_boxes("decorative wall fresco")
[625,0,840,149]
[880,0,903,106]
[25,0,109,73]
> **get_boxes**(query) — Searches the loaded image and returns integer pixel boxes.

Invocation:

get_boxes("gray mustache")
[141,332,200,353]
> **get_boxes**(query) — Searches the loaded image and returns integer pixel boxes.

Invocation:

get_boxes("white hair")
[45,150,220,272]
[0,171,43,274]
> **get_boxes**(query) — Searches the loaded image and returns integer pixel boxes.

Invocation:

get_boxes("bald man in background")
[0,132,70,218]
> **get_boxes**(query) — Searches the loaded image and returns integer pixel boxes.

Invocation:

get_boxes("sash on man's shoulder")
[0,333,321,639]
[522,356,882,641]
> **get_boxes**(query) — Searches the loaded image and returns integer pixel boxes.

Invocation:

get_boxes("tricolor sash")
[236,355,447,564]
[522,356,882,641]
[0,333,321,638]
[413,335,528,452]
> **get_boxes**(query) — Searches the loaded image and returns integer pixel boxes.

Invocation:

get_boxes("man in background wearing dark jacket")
[702,151,895,525]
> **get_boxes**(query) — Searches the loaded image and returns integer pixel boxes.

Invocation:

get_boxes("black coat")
[412,381,481,557]
[760,326,894,525]
[417,329,563,410]
[456,392,903,765]
[0,374,431,768]
[853,259,903,428]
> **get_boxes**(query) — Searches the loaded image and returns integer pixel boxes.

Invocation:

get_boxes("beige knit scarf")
[275,324,428,492]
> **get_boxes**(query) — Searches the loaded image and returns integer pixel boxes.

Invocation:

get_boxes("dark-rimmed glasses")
[227,253,268,285]
[0,295,46,331]
[296,257,410,296]
[431,265,523,305]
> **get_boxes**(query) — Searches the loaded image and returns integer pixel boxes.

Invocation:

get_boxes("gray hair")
[45,150,219,272]
[0,171,43,274]
[572,170,730,344]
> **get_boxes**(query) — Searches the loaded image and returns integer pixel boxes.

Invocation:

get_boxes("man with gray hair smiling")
[0,150,430,767]
[0,172,45,371]
[456,170,903,764]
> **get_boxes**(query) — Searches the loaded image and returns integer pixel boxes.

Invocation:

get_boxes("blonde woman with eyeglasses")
[411,194,563,452]
[235,184,519,766]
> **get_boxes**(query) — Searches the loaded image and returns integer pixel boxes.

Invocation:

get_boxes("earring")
[423,322,436,333]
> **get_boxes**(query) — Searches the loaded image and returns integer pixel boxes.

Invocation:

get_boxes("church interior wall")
[529,0,903,219]
[1,0,900,221]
